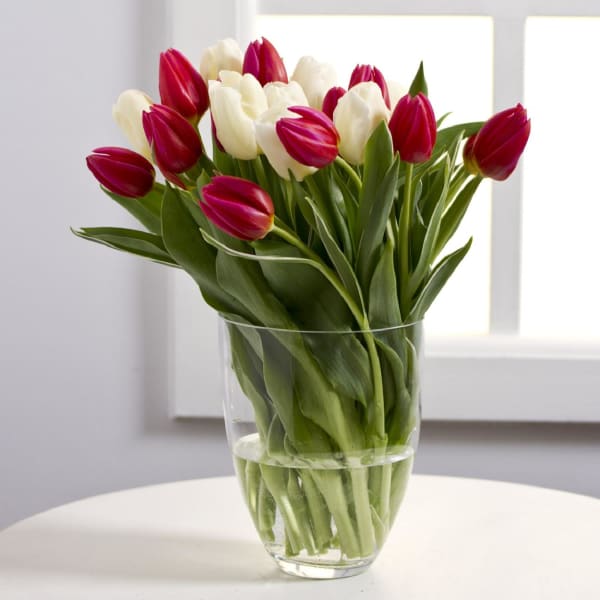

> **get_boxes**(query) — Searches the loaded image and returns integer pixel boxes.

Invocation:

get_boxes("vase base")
[272,554,373,579]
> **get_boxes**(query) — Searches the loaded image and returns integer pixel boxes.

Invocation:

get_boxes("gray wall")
[1,1,599,531]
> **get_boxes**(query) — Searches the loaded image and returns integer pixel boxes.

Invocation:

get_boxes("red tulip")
[349,65,390,108]
[322,86,346,119]
[86,146,155,198]
[200,176,274,241]
[242,37,288,86]
[463,104,531,181]
[142,104,202,186]
[159,48,209,124]
[388,92,436,163]
[276,106,339,168]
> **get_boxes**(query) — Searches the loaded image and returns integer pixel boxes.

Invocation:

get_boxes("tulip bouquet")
[77,37,530,572]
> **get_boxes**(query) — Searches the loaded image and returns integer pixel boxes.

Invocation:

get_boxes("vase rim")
[219,314,423,334]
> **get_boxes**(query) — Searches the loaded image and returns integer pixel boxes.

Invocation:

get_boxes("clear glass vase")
[220,318,422,579]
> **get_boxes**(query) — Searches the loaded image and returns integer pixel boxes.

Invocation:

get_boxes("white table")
[1,475,599,599]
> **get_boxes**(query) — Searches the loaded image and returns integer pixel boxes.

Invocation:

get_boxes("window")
[167,0,600,420]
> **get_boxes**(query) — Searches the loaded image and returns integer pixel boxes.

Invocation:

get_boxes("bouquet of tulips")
[77,37,530,565]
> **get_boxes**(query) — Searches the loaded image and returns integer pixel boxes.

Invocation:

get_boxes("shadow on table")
[0,524,293,583]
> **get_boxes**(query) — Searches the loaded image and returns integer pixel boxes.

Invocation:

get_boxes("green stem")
[399,163,414,319]
[257,479,276,543]
[334,156,362,192]
[259,464,305,555]
[447,165,467,203]
[311,470,361,558]
[287,470,318,554]
[300,471,333,551]
[349,468,376,557]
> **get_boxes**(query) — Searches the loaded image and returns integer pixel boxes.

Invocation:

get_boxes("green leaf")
[408,61,428,97]
[72,226,177,267]
[161,184,245,314]
[368,237,403,329]
[331,163,358,244]
[408,237,473,321]
[228,324,273,440]
[306,198,366,314]
[317,169,354,261]
[253,239,328,310]
[356,157,400,290]
[203,228,327,272]
[210,235,297,330]
[203,230,369,449]
[376,338,406,418]
[356,121,394,243]
[434,122,483,157]
[435,177,482,258]
[409,157,451,293]
[103,184,165,235]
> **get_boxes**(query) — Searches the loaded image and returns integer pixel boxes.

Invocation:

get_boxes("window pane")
[522,17,600,340]
[257,15,493,335]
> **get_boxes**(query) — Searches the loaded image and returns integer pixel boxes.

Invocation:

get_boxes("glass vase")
[220,318,422,579]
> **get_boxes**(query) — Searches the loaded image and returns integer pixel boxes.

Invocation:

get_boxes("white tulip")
[112,89,153,160]
[388,80,408,111]
[333,82,390,165]
[291,56,337,109]
[255,107,316,181]
[264,80,309,110]
[209,71,268,160]
[199,38,243,81]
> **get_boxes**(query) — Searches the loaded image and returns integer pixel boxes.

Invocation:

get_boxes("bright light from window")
[256,15,493,335]
[522,17,600,340]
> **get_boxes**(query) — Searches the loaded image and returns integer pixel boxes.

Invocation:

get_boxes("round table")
[1,475,599,599]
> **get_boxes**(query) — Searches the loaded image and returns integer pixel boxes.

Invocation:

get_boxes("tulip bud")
[349,64,391,108]
[200,175,274,241]
[112,89,153,160]
[334,82,390,165]
[291,56,337,109]
[463,104,531,181]
[256,107,317,181]
[142,104,203,186]
[388,92,436,163]
[199,38,243,81]
[208,71,268,160]
[243,37,288,86]
[276,106,339,168]
[322,86,346,119]
[264,81,308,110]
[86,146,155,198]
[159,48,209,125]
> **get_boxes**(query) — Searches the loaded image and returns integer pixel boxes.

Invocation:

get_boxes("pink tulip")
[349,65,390,108]
[159,48,209,124]
[142,104,202,186]
[242,37,288,86]
[86,146,155,198]
[463,104,531,181]
[388,93,436,163]
[321,86,346,119]
[276,106,339,168]
[200,176,274,241]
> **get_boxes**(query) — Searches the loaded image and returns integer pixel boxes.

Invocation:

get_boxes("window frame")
[166,0,600,421]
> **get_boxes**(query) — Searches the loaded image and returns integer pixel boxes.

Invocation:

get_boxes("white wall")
[0,0,234,530]
[0,0,599,531]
